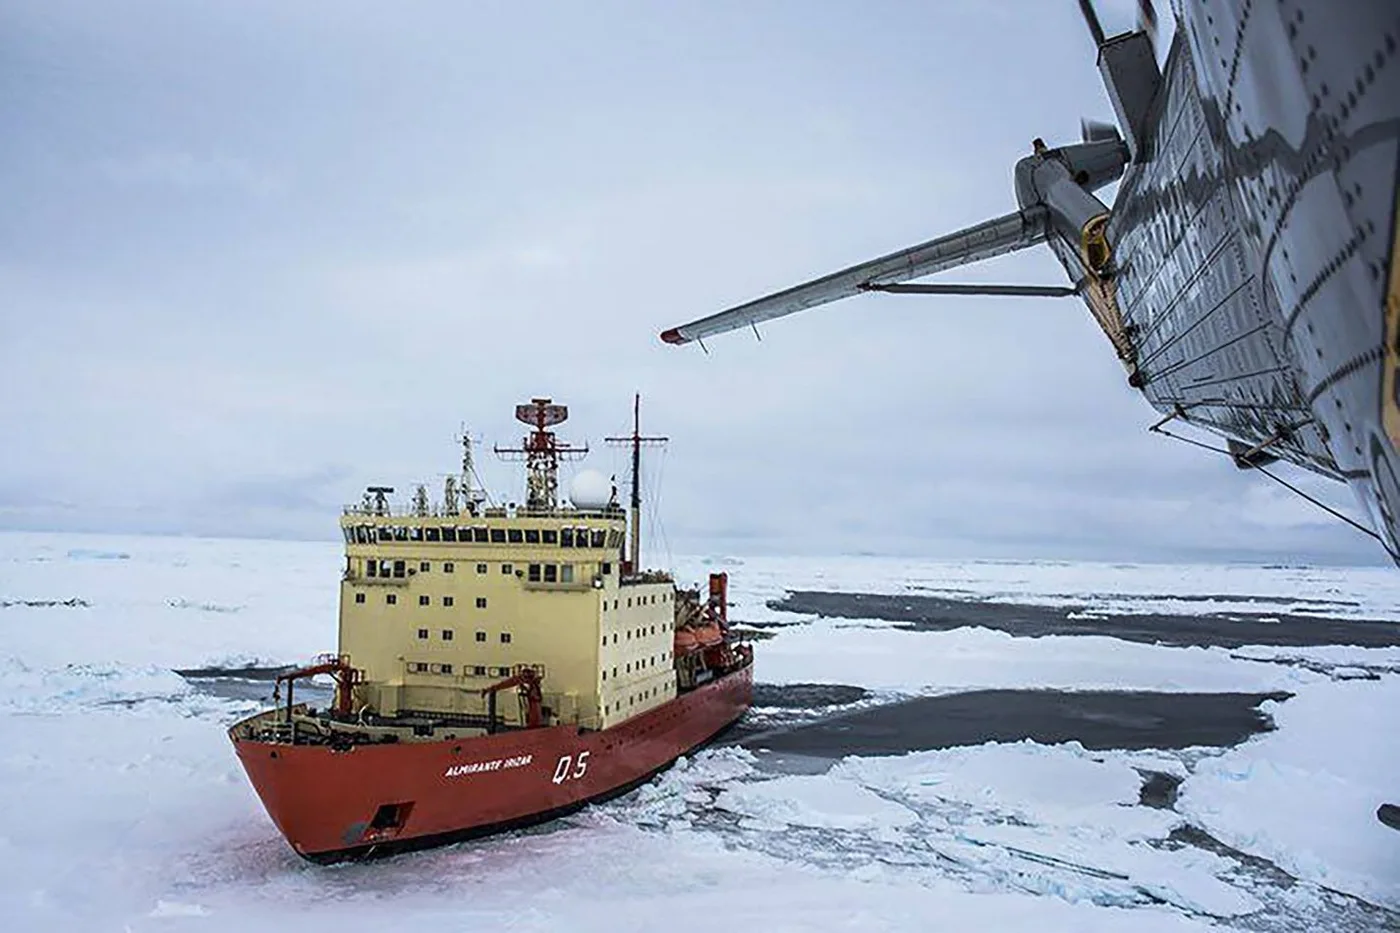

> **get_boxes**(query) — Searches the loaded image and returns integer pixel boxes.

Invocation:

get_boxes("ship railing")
[341,504,625,520]
[621,571,674,585]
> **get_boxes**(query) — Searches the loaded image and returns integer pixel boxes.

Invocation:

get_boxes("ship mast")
[606,394,667,572]
[494,398,587,510]
[459,429,487,513]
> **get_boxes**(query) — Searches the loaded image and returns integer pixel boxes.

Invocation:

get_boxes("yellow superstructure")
[334,398,681,732]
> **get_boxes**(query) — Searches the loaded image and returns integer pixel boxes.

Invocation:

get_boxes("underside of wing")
[660,206,1049,345]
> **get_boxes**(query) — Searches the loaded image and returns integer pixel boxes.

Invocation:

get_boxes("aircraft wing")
[660,206,1048,345]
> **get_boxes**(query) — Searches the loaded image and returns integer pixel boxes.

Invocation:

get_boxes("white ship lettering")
[444,754,532,779]
[551,750,590,784]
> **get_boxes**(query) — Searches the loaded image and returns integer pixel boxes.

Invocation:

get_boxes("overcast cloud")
[0,1,1383,565]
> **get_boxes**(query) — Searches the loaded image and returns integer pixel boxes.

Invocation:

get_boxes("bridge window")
[544,564,557,583]
[392,560,406,579]
[366,560,378,578]
[354,592,366,604]
[590,530,606,548]
[386,594,397,605]
[394,527,408,541]
[525,529,540,544]
[410,527,423,542]
[444,562,454,573]
[560,528,574,548]
[542,529,558,544]
[507,529,523,544]
[425,528,440,542]
[443,596,454,607]
[528,563,541,582]
[440,527,456,542]
[489,529,506,543]
[473,528,489,543]
[378,527,392,542]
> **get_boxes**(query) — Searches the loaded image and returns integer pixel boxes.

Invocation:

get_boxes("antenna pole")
[630,394,642,570]
[606,394,667,573]
[461,431,476,509]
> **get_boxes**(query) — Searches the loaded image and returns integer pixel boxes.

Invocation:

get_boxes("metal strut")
[1149,419,1381,542]
[858,282,1080,298]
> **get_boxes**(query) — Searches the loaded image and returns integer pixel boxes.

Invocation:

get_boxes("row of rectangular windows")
[527,562,579,583]
[601,654,669,680]
[365,559,499,577]
[409,662,513,676]
[347,525,619,549]
[602,592,667,611]
[356,592,489,609]
[603,685,665,715]
[602,625,661,645]
[412,628,511,643]
[357,588,663,616]
[366,560,601,581]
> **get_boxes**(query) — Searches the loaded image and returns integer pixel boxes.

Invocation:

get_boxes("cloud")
[97,151,284,198]
[0,1,1382,566]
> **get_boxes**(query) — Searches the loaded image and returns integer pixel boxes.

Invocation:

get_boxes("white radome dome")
[569,469,613,509]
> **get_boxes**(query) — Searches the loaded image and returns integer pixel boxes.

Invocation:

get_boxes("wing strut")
[861,283,1080,298]
[659,207,1049,346]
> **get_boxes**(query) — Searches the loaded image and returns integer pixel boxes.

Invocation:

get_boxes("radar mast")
[494,398,587,510]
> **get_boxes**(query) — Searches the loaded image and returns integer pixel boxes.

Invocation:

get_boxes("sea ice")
[0,531,1395,930]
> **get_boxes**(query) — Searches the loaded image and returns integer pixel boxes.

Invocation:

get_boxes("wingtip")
[659,328,685,345]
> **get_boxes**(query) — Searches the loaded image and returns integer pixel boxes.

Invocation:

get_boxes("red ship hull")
[233,662,753,861]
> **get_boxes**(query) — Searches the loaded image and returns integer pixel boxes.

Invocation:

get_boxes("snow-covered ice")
[1,531,1397,931]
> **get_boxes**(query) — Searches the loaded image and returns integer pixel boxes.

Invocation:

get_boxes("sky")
[0,0,1387,565]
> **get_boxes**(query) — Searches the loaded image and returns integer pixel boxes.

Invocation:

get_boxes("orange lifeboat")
[695,622,723,647]
[673,627,700,654]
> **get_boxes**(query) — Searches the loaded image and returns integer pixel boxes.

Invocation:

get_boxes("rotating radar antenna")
[494,398,588,510]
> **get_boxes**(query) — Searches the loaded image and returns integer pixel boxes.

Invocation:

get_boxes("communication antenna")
[494,398,588,510]
[412,484,431,517]
[606,394,667,572]
[459,428,489,513]
[443,475,460,516]
[365,486,394,517]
